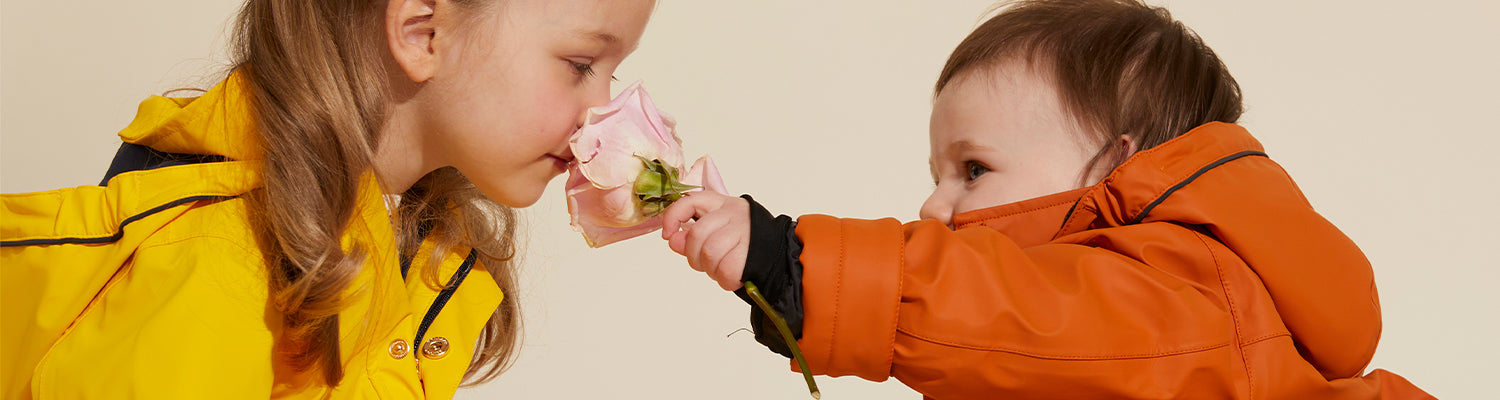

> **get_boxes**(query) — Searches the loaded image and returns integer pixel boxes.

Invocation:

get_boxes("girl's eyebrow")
[573,30,639,54]
[575,30,619,45]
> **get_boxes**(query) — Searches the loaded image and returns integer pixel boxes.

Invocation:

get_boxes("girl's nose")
[919,192,953,227]
[575,107,590,129]
[576,85,614,127]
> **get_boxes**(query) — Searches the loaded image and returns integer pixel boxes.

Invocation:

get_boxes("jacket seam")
[1057,196,1097,236]
[825,221,846,370]
[137,231,260,256]
[1,191,66,200]
[30,254,136,398]
[1,194,238,246]
[1130,151,1268,224]
[1241,332,1290,347]
[1192,229,1254,400]
[895,327,1232,360]
[953,193,1081,227]
[885,220,903,375]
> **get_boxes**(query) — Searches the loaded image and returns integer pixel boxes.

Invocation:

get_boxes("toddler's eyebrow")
[931,140,992,182]
[930,140,994,182]
[948,139,993,154]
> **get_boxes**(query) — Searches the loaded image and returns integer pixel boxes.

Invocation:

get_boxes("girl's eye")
[965,161,989,181]
[569,61,597,79]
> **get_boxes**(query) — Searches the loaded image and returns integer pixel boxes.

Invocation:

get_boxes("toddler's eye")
[966,161,989,181]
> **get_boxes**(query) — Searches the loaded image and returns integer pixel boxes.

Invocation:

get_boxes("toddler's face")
[920,59,1101,227]
[418,0,654,208]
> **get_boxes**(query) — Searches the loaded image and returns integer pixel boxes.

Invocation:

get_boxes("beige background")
[3,0,1497,398]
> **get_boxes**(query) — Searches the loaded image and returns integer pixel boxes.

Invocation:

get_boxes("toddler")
[662,0,1432,398]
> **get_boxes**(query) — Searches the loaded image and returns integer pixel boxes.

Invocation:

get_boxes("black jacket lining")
[101,142,226,186]
[399,223,436,280]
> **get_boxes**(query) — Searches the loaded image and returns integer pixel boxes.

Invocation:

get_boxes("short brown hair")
[936,0,1243,178]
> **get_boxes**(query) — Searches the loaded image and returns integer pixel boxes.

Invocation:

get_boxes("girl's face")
[920,59,1105,227]
[412,0,654,207]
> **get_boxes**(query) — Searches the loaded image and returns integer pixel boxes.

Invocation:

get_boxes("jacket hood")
[1058,122,1380,380]
[117,73,260,160]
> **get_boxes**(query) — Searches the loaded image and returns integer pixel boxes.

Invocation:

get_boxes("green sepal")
[632,156,701,217]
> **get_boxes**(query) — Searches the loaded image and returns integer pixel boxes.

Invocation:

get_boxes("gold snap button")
[422,337,450,360]
[388,339,410,359]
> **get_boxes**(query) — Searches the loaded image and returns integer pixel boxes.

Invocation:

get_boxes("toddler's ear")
[1119,134,1139,159]
[386,0,440,83]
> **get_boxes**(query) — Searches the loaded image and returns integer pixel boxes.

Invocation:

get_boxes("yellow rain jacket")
[1,74,503,399]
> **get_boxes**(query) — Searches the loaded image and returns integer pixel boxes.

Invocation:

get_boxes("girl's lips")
[548,154,572,171]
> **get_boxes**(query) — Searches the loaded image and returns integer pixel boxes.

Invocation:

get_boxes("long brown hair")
[231,0,521,386]
[936,0,1244,182]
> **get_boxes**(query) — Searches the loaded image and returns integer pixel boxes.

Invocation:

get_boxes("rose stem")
[744,281,820,399]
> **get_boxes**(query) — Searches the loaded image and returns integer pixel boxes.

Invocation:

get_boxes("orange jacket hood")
[952,122,1379,379]
[1052,122,1380,380]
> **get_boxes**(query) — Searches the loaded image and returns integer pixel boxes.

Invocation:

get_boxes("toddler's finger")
[687,208,732,271]
[660,193,724,238]
[683,213,730,273]
[716,272,745,292]
[699,228,738,275]
[660,196,700,238]
[667,230,688,256]
[708,234,747,291]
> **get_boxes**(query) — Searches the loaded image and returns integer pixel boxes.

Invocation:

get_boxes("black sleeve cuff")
[732,194,805,359]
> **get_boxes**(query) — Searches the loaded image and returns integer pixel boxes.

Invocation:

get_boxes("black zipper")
[413,248,478,348]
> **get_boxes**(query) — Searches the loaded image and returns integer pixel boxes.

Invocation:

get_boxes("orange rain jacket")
[788,123,1432,399]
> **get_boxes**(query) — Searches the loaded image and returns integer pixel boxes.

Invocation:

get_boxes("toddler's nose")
[919,194,953,228]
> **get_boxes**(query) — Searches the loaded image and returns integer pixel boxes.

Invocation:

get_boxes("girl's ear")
[387,0,440,83]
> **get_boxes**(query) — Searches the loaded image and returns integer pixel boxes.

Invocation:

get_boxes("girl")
[660,0,1433,398]
[1,0,653,398]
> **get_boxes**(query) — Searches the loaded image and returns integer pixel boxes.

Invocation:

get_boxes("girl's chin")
[475,181,545,209]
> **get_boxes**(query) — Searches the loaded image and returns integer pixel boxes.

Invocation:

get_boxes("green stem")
[744,281,820,399]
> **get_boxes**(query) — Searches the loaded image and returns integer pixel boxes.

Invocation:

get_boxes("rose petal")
[682,156,728,195]
[574,216,663,248]
[569,81,685,189]
[564,81,717,248]
[566,163,664,247]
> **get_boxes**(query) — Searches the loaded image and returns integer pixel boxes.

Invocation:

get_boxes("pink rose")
[566,81,727,247]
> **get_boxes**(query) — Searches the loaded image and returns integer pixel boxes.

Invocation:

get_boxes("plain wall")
[3,1,1496,398]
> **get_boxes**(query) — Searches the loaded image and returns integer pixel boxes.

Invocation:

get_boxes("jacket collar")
[953,187,1088,248]
[1060,122,1267,234]
[117,72,261,160]
[947,122,1267,244]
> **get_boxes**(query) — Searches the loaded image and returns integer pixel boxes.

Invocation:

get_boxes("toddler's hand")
[660,192,750,291]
